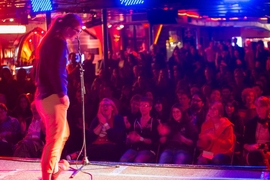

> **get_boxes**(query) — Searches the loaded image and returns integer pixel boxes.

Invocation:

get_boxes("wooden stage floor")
[0,157,268,180]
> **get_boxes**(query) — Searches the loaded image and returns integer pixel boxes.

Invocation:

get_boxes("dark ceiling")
[0,0,270,18]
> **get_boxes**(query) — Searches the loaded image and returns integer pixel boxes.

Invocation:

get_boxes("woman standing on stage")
[34,13,82,180]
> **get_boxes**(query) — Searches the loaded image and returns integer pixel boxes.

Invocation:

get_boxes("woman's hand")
[59,95,69,106]
[244,143,259,152]
[128,131,141,143]
[157,123,170,136]
[97,112,107,125]
[124,116,131,129]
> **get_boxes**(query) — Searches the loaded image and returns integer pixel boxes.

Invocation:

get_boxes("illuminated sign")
[30,0,53,13]
[223,0,250,2]
[120,0,144,6]
[0,25,26,34]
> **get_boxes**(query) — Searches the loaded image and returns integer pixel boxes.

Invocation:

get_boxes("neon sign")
[120,0,144,6]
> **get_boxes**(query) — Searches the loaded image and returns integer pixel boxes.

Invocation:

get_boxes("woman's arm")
[93,123,103,135]
[244,143,259,152]
[183,122,199,146]
[180,135,193,146]
[215,126,234,150]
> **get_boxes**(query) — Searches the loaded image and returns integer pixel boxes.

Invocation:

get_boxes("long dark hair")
[169,103,188,123]
[12,94,32,118]
[36,13,82,60]
[34,14,82,86]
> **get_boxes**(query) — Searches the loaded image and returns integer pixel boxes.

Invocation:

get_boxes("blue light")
[31,0,53,13]
[120,0,144,6]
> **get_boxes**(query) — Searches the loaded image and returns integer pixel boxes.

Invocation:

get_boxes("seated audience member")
[118,85,132,114]
[221,85,234,104]
[152,98,169,123]
[120,94,142,132]
[99,84,120,110]
[201,84,212,103]
[0,103,21,156]
[252,84,264,98]
[187,93,208,133]
[132,76,149,95]
[87,98,126,161]
[11,94,33,138]
[197,101,235,165]
[158,103,198,164]
[13,102,45,158]
[206,89,222,109]
[189,85,200,97]
[203,67,218,89]
[120,97,159,163]
[231,69,247,103]
[224,101,243,141]
[177,91,191,113]
[145,90,154,103]
[243,96,270,166]
[67,52,80,76]
[238,88,257,124]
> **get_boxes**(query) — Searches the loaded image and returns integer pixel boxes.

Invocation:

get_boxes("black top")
[34,36,68,99]
[163,120,198,152]
[128,117,159,152]
[243,116,270,145]
[87,115,126,145]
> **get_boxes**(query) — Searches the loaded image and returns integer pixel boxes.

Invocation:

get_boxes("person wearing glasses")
[243,96,270,166]
[34,13,82,180]
[120,97,159,163]
[196,101,234,165]
[86,98,126,162]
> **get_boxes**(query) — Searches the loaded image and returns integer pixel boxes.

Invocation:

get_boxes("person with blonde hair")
[197,101,235,165]
[34,13,82,180]
[243,96,270,166]
[86,98,126,161]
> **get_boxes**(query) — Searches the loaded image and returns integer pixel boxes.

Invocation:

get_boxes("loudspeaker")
[147,10,178,24]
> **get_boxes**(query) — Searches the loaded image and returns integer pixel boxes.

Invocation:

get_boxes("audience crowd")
[1,38,270,166]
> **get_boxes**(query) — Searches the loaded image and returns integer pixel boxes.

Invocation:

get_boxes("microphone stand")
[70,37,90,178]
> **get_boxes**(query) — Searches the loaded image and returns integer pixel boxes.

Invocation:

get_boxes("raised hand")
[97,112,107,125]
